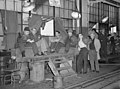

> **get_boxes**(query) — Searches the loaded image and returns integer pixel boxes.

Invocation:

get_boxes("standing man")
[77,34,89,74]
[99,28,107,60]
[89,33,101,73]
[110,33,115,55]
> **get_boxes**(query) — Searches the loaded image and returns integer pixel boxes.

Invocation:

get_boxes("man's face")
[55,32,60,37]
[31,28,37,35]
[79,34,83,38]
[68,32,72,36]
[24,31,30,35]
[102,29,105,34]
[90,34,95,39]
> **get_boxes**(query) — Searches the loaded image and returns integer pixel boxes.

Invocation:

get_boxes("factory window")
[0,11,3,36]
[21,0,76,31]
[89,2,118,32]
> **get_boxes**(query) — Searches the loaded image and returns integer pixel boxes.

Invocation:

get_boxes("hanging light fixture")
[71,0,81,19]
[23,0,35,12]
[71,12,81,19]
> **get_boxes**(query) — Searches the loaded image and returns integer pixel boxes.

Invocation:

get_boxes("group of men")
[16,27,78,57]
[16,27,48,57]
[77,29,101,75]
[16,26,109,76]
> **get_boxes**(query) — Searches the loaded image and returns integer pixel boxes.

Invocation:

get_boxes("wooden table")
[22,53,76,83]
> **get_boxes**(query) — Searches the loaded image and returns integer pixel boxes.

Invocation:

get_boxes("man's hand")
[27,39,31,42]
[55,39,60,42]
[78,47,81,51]
[29,40,34,43]
[27,39,34,43]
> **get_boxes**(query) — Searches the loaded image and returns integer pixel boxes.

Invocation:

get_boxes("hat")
[31,28,37,31]
[68,29,73,33]
[24,27,30,31]
[79,34,83,38]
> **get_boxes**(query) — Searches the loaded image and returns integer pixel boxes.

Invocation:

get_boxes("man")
[31,28,48,55]
[65,29,78,53]
[89,33,101,73]
[110,33,115,55]
[28,28,43,56]
[77,34,89,74]
[88,28,98,39]
[17,27,30,57]
[99,28,107,59]
[17,27,41,57]
[49,31,65,53]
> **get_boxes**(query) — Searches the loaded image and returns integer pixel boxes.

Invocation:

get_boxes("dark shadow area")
[113,86,120,89]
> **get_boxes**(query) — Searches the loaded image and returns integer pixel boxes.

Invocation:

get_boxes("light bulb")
[71,12,81,19]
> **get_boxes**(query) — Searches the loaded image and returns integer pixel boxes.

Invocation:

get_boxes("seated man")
[16,27,41,57]
[31,28,49,55]
[49,31,65,53]
[65,29,78,53]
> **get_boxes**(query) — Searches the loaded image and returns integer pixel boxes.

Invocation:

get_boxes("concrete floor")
[1,65,120,89]
[102,80,120,89]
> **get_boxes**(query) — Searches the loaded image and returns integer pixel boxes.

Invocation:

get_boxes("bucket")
[53,76,63,89]
[30,62,44,83]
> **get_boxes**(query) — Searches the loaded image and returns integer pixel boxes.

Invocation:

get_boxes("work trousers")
[19,42,39,55]
[77,47,88,73]
[36,38,48,53]
[50,42,64,53]
[89,50,99,71]
[100,43,107,58]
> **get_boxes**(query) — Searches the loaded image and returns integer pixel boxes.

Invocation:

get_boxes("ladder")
[48,56,77,80]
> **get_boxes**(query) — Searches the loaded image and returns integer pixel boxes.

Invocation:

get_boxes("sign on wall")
[49,0,61,7]
[41,19,54,36]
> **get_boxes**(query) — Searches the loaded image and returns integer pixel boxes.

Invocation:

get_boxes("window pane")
[60,0,64,8]
[49,6,53,16]
[68,2,72,10]
[64,10,69,18]
[18,13,21,24]
[68,19,72,27]
[0,0,5,9]
[36,6,43,15]
[0,24,3,35]
[15,1,22,12]
[64,19,68,27]
[44,1,49,5]
[55,8,60,17]
[65,1,69,9]
[23,25,28,31]
[43,6,48,15]
[0,37,4,49]
[23,13,29,24]
[6,0,14,11]
[60,9,64,17]
[0,12,1,22]
[18,25,21,33]
[68,10,72,18]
